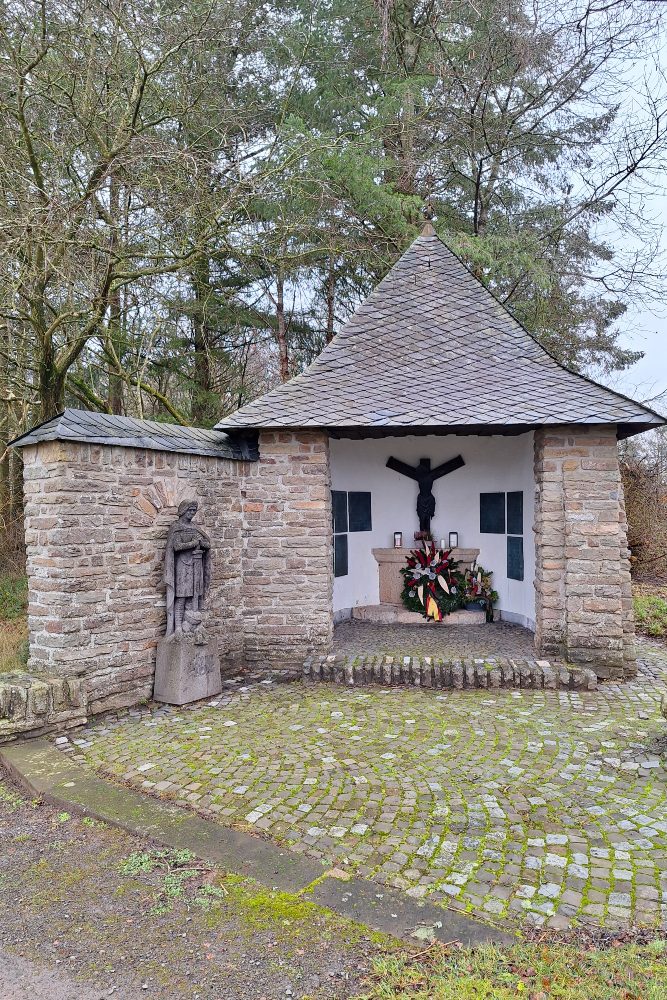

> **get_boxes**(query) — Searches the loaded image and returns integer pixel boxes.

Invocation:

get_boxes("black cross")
[386,455,465,533]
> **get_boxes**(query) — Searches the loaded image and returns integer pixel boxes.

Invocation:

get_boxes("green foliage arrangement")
[463,565,499,623]
[400,548,500,622]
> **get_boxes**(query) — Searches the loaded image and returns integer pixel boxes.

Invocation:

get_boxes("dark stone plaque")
[332,490,348,533]
[348,491,372,532]
[507,535,524,581]
[334,533,348,578]
[507,491,524,535]
[480,492,505,534]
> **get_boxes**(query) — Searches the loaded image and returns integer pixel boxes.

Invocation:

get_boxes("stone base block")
[153,637,222,706]
[352,604,486,626]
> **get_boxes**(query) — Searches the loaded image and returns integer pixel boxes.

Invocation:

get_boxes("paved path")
[2,740,505,949]
[53,650,667,931]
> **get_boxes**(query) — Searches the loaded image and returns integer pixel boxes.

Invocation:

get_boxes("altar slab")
[352,604,486,625]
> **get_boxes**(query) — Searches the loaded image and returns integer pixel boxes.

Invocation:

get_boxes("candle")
[439,538,446,549]
[393,531,403,548]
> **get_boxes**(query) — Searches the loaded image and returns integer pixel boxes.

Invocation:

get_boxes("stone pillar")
[533,425,635,679]
[241,431,333,665]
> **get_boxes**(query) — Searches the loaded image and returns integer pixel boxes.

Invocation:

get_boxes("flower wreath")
[400,543,465,621]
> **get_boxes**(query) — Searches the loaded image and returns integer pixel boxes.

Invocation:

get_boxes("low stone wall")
[15,430,333,732]
[302,653,598,690]
[0,673,87,742]
[533,425,635,679]
[22,441,246,715]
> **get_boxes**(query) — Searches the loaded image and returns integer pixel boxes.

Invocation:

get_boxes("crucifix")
[386,455,465,534]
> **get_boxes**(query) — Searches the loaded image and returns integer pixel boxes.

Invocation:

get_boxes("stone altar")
[372,547,480,606]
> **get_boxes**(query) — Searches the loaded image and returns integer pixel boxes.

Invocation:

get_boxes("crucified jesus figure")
[386,455,465,533]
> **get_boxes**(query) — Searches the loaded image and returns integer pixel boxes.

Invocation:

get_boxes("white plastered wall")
[330,432,535,628]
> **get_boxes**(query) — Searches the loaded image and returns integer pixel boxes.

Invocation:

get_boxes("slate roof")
[216,224,664,438]
[11,409,257,460]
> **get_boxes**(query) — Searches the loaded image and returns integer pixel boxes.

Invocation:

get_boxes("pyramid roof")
[218,224,664,438]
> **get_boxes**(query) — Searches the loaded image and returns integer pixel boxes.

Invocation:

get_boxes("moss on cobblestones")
[59,652,667,931]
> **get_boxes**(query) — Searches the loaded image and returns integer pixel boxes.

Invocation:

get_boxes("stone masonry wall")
[22,441,247,714]
[533,425,635,679]
[241,431,333,664]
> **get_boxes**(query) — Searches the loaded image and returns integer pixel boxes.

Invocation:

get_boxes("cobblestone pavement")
[333,620,538,659]
[58,649,667,932]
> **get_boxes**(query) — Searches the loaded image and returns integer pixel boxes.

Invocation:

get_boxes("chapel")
[11,222,665,722]
[214,221,664,674]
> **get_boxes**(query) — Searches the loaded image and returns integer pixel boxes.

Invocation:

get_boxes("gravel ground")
[332,619,537,658]
[0,947,129,1000]
[0,769,384,1000]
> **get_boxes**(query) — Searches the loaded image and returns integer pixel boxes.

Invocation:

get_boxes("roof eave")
[219,414,665,438]
[10,409,259,461]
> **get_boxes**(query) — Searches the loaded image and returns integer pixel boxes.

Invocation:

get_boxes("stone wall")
[12,420,637,740]
[533,425,635,678]
[22,441,247,714]
[241,431,333,664]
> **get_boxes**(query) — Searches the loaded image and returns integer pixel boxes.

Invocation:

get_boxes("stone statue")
[386,455,465,534]
[164,499,212,636]
[155,499,221,705]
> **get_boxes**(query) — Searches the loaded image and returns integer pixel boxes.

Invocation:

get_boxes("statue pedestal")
[372,547,480,606]
[154,636,222,705]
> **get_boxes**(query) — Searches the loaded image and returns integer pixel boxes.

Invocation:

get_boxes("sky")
[614,302,667,412]
[596,29,667,415]
[608,187,667,411]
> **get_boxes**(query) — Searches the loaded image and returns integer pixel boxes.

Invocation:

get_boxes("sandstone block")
[153,637,222,706]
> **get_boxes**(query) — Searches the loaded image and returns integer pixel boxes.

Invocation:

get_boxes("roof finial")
[421,200,436,237]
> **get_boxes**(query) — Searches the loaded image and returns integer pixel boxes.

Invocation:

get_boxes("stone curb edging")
[302,654,598,691]
[0,738,511,949]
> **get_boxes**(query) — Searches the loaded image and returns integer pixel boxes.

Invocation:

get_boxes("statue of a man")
[164,499,211,636]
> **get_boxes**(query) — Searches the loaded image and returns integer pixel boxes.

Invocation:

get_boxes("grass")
[118,847,213,914]
[633,582,667,639]
[355,938,667,1000]
[0,573,28,673]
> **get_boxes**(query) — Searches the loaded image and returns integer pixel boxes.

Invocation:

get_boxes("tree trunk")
[276,268,289,382]
[326,257,336,343]
[191,257,215,425]
[38,344,64,421]
[107,173,125,414]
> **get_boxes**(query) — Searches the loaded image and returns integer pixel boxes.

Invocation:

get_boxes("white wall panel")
[330,433,535,626]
